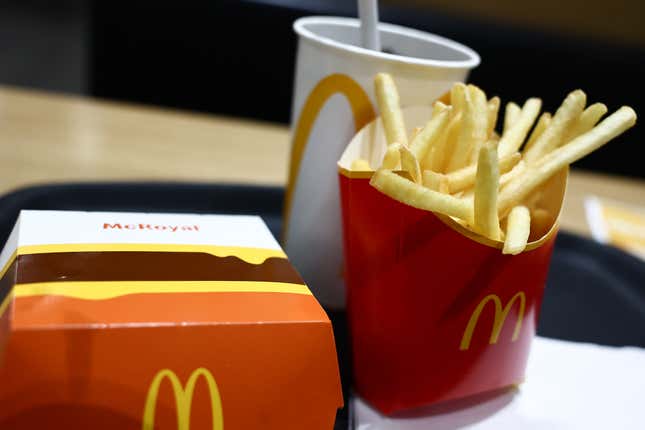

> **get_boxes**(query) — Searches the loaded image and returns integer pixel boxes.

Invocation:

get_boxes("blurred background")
[1,0,643,177]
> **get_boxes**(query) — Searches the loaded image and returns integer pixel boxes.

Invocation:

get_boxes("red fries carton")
[338,107,567,414]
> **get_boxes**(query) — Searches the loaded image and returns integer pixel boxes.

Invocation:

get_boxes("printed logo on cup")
[285,17,479,307]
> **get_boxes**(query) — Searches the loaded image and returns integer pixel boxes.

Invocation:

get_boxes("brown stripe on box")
[16,252,304,285]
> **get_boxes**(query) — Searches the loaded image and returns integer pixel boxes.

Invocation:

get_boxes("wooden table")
[0,85,643,238]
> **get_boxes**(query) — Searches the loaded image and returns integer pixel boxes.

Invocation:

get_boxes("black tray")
[1,182,644,428]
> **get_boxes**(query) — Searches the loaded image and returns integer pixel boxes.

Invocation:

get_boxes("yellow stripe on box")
[0,291,13,317]
[14,280,312,300]
[17,244,286,265]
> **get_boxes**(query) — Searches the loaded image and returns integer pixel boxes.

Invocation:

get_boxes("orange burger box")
[0,210,342,429]
[338,107,568,414]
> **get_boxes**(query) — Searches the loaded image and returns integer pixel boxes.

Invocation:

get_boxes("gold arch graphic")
[142,367,223,430]
[283,74,376,239]
[460,292,526,350]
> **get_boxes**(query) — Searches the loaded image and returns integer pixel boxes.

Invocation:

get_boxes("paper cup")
[338,107,568,414]
[284,16,480,308]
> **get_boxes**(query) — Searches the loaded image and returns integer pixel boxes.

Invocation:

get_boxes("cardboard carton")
[0,210,342,429]
[338,107,567,414]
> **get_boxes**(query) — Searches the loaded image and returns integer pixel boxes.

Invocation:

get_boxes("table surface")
[0,85,643,238]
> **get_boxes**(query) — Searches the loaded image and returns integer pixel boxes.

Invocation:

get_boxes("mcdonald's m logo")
[460,292,526,350]
[142,367,224,430]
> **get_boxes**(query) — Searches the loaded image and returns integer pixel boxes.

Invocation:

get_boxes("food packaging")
[338,107,567,414]
[0,210,342,429]
[285,16,479,308]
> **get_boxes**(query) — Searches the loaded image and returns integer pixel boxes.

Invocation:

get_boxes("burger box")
[0,229,13,365]
[0,210,342,429]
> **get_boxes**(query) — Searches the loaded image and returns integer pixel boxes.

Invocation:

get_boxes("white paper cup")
[284,16,480,308]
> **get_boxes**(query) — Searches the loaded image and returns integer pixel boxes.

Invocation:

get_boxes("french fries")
[523,90,586,162]
[374,73,408,147]
[474,141,501,240]
[503,206,531,255]
[370,169,473,223]
[366,75,637,254]
[446,152,520,193]
[399,144,422,183]
[498,98,542,156]
[504,102,521,133]
[422,170,448,192]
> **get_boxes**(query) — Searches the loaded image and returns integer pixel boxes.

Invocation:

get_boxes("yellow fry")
[498,98,542,156]
[499,160,527,188]
[370,169,473,223]
[422,170,448,193]
[446,85,488,172]
[487,96,500,137]
[433,101,448,118]
[450,83,467,115]
[523,112,551,153]
[410,106,451,162]
[446,151,521,193]
[351,158,372,170]
[503,206,531,255]
[424,112,461,172]
[523,89,586,163]
[499,106,637,216]
[474,141,501,240]
[562,102,608,144]
[399,144,422,183]
[410,127,423,142]
[504,102,521,133]
[381,142,402,170]
[374,73,408,146]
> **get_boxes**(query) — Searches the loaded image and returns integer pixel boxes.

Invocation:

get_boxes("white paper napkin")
[352,337,645,429]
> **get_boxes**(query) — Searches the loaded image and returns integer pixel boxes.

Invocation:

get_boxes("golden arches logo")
[142,367,223,430]
[460,292,526,350]
[283,74,376,235]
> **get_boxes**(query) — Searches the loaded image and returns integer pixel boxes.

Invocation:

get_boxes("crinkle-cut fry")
[498,98,542,157]
[446,151,521,193]
[487,96,500,137]
[424,112,461,172]
[499,160,527,188]
[503,206,531,255]
[523,89,586,163]
[499,106,637,216]
[399,144,422,183]
[374,73,408,146]
[351,158,372,171]
[446,85,488,172]
[504,102,521,133]
[422,170,448,192]
[474,141,502,240]
[410,106,451,162]
[370,169,474,223]
[562,103,608,144]
[523,112,551,153]
[381,142,402,170]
